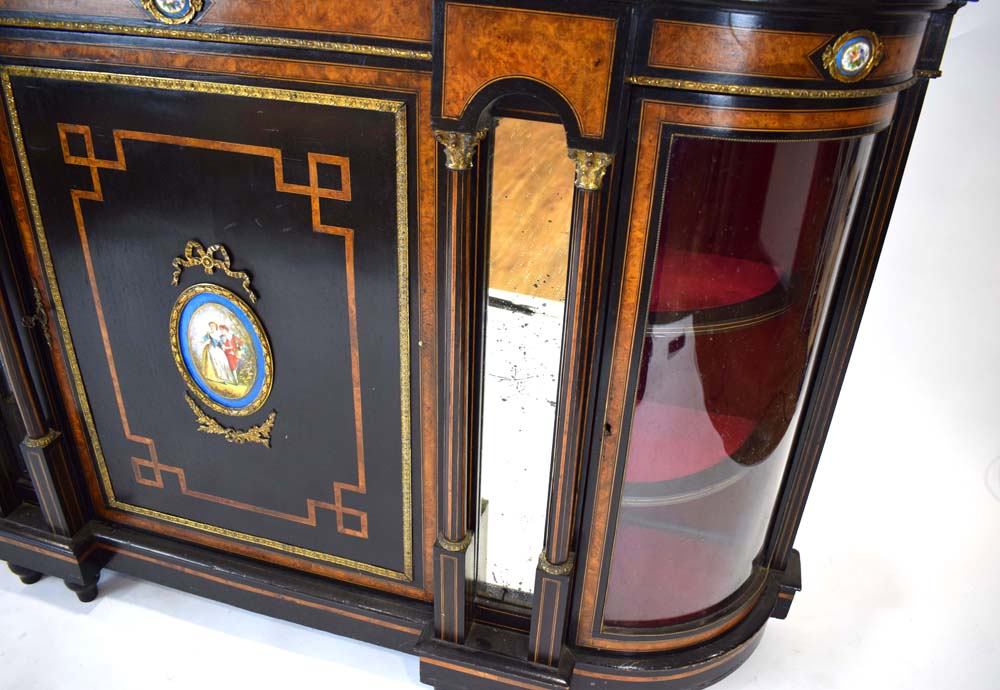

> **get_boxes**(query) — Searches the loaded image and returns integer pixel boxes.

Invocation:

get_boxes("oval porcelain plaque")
[837,37,873,77]
[155,0,191,18]
[142,0,202,25]
[824,30,883,83]
[170,284,273,416]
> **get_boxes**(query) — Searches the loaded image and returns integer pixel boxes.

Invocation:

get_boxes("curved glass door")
[603,134,874,627]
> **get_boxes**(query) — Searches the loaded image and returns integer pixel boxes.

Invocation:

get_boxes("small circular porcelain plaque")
[838,38,873,77]
[823,30,884,83]
[142,0,202,25]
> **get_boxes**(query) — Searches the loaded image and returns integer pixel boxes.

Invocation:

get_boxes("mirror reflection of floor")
[479,287,563,602]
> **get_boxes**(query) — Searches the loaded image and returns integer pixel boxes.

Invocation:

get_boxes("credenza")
[0,1,967,688]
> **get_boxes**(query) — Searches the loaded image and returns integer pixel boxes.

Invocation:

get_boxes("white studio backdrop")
[2,4,999,689]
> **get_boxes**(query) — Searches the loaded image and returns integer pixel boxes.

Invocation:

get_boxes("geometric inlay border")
[1,66,413,581]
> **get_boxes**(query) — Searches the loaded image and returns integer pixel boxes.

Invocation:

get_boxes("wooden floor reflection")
[488,118,575,301]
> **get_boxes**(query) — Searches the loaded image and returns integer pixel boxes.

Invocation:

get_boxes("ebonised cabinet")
[0,2,967,688]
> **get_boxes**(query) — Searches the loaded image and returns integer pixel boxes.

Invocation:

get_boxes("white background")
[2,4,999,688]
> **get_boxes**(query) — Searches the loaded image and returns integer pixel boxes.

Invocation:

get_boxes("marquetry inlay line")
[420,658,553,690]
[573,629,764,683]
[531,576,563,664]
[130,456,356,527]
[436,138,482,543]
[548,190,589,556]
[23,448,66,535]
[56,122,373,537]
[528,161,606,666]
[0,534,77,564]
[99,545,424,636]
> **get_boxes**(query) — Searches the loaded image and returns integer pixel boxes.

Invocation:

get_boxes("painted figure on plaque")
[201,321,240,386]
[220,324,244,374]
[171,284,273,416]
[189,306,254,396]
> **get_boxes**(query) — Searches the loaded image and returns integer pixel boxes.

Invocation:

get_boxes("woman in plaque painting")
[201,321,238,385]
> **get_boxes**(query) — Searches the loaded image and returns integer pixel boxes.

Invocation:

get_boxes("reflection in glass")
[605,135,874,627]
[477,118,576,604]
[0,361,28,476]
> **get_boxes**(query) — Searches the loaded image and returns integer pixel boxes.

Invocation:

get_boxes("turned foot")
[7,563,43,585]
[65,579,99,603]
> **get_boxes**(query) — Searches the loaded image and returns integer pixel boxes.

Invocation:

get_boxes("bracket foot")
[65,579,99,603]
[7,562,44,585]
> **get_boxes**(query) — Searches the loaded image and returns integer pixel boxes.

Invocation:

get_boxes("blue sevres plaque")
[823,30,884,83]
[170,284,273,416]
[142,0,203,25]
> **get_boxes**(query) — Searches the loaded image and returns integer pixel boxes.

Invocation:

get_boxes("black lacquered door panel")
[3,66,420,589]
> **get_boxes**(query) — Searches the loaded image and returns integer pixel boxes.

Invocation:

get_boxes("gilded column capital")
[568,149,612,191]
[433,129,488,171]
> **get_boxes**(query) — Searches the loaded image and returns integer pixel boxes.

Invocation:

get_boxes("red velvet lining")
[624,401,754,483]
[650,250,780,313]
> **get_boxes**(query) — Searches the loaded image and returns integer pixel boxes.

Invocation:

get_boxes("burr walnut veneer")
[0,1,966,689]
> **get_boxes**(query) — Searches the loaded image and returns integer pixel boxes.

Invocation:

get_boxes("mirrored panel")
[476,117,575,604]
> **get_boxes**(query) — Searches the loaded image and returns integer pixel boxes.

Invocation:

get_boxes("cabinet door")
[1,66,429,597]
[575,93,891,651]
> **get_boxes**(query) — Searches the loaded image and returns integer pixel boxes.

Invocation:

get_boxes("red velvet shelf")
[624,401,754,485]
[649,250,781,315]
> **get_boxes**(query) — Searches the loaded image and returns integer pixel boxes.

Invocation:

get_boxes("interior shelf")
[622,401,753,506]
[647,250,788,335]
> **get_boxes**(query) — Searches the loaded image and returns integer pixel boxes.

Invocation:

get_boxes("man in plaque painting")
[219,324,244,382]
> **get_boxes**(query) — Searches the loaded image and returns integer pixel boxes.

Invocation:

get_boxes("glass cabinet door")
[603,134,874,627]
[0,361,28,492]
